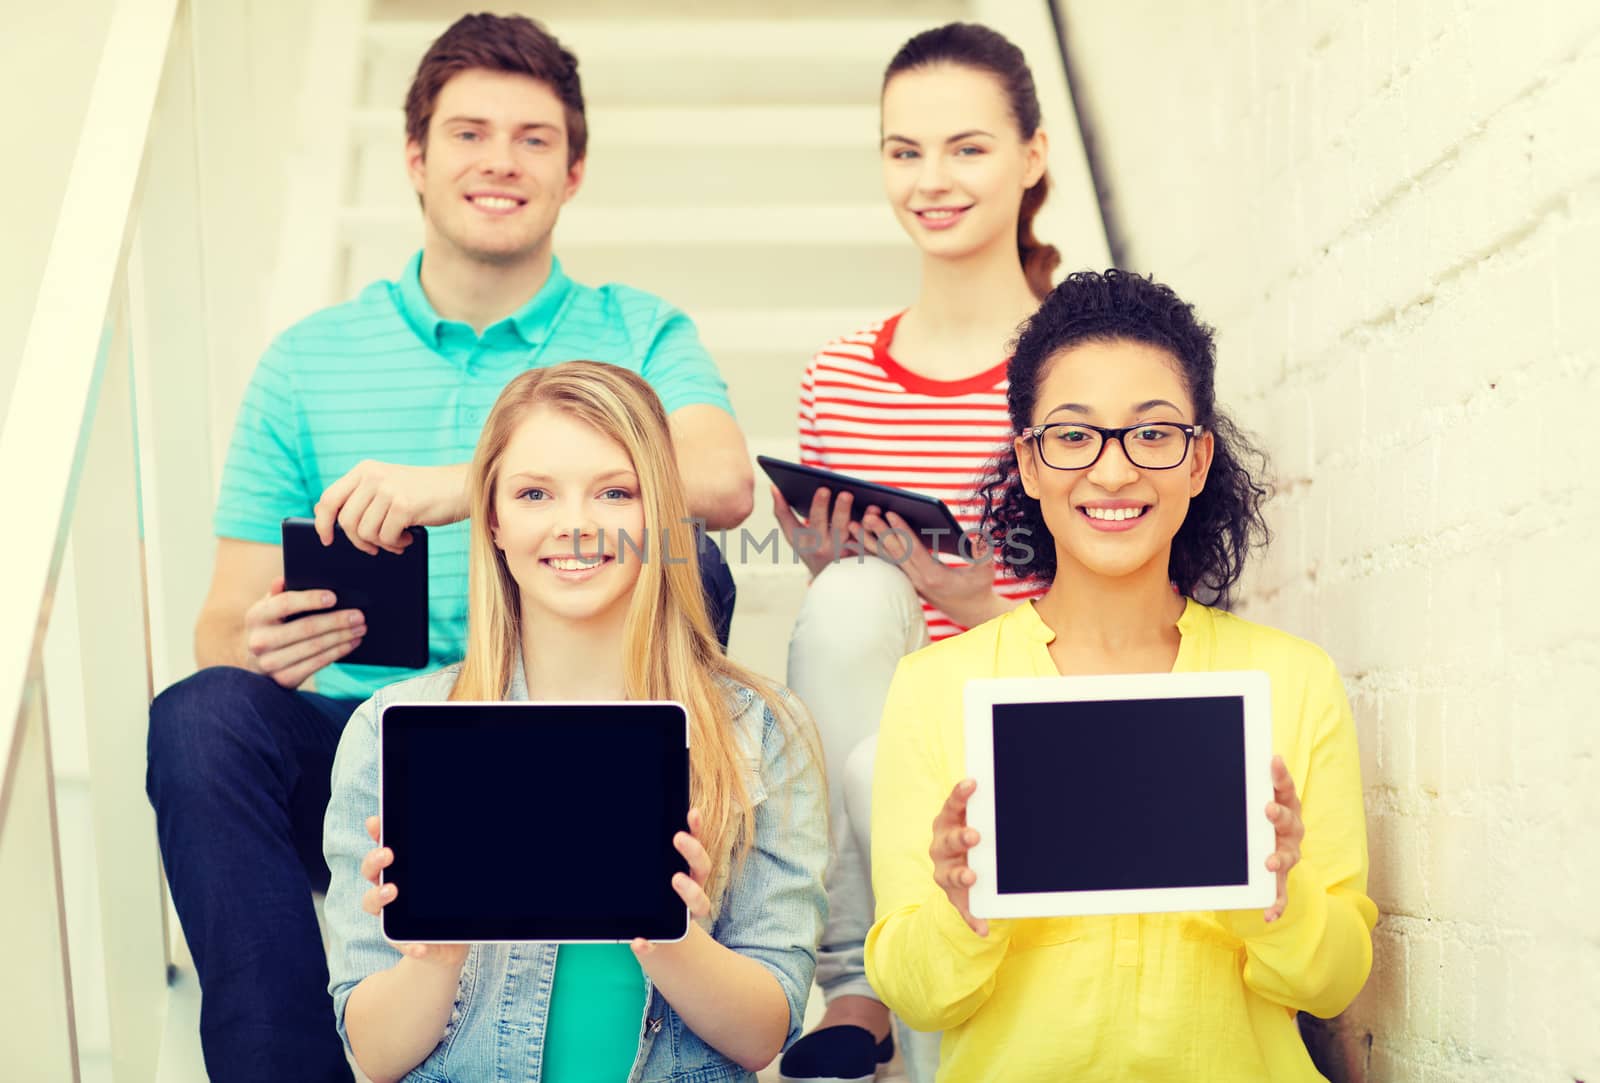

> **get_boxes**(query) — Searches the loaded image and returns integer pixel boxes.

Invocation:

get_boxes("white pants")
[787,558,940,1082]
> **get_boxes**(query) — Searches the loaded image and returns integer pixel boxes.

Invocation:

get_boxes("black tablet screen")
[991,696,1249,894]
[381,703,690,942]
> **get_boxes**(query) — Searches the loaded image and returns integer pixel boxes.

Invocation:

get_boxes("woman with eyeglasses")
[863,270,1376,1081]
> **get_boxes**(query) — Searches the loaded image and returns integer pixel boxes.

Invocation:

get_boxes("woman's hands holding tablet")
[632,808,713,960]
[930,778,989,937]
[359,815,468,969]
[1263,756,1305,923]
[852,509,1003,629]
[771,486,859,577]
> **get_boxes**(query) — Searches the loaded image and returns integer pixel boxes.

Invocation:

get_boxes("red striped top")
[798,312,1045,641]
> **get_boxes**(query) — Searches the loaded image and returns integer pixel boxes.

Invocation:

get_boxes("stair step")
[725,567,808,683]
[348,106,883,210]
[694,307,891,356]
[339,229,917,313]
[359,19,934,110]
[690,308,892,446]
[726,438,815,681]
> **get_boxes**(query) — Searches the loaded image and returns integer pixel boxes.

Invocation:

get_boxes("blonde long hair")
[451,361,818,900]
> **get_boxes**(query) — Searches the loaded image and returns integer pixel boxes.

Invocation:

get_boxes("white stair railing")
[0,0,216,1075]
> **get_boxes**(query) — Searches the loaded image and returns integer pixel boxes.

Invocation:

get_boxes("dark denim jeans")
[145,539,736,1081]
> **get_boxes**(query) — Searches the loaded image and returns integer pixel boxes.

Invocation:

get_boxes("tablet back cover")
[281,518,429,669]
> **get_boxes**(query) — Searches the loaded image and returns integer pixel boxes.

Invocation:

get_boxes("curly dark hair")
[980,269,1271,604]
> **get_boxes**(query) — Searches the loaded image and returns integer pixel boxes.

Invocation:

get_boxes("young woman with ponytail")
[321,362,827,1082]
[770,23,1058,1083]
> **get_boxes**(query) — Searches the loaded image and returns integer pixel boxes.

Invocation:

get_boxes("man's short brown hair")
[404,13,587,164]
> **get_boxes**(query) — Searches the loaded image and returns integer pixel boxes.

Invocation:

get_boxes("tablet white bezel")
[378,699,691,945]
[963,670,1275,919]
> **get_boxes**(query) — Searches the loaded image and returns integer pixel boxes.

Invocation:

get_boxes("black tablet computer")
[756,454,973,558]
[280,517,429,669]
[379,701,691,943]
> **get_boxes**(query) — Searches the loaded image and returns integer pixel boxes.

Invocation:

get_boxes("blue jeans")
[146,539,736,1080]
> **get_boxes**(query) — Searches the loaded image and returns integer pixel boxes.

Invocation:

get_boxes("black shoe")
[777,1024,894,1083]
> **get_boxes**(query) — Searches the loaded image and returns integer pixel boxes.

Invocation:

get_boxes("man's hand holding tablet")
[280,518,429,670]
[240,577,366,688]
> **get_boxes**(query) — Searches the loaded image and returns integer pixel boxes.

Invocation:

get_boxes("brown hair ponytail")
[1018,173,1060,299]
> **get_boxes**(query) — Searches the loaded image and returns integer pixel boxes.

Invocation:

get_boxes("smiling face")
[1014,338,1215,586]
[880,63,1045,261]
[490,405,645,627]
[406,68,585,267]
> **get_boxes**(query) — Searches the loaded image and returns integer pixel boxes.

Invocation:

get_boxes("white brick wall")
[1060,1,1600,1079]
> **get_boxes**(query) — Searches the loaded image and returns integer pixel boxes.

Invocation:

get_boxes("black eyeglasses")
[1023,421,1203,471]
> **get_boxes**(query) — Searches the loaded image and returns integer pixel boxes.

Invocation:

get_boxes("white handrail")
[0,0,180,806]
[0,0,183,1076]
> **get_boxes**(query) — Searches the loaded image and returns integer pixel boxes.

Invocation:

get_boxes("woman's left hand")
[632,807,712,959]
[852,508,1002,628]
[1263,755,1304,923]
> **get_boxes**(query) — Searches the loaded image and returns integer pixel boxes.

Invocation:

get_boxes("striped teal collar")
[392,249,577,352]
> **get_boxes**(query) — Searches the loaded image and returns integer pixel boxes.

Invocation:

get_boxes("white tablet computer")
[963,671,1275,919]
[379,701,691,944]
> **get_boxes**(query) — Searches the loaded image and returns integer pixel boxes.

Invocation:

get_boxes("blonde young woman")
[322,362,828,1083]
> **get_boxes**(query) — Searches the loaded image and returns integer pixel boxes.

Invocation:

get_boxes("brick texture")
[1060,1,1600,1078]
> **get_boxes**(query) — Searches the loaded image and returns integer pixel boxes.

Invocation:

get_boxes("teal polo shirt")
[214,251,732,701]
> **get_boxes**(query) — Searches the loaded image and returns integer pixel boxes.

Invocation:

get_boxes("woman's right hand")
[930,778,989,937]
[359,815,469,969]
[771,484,856,577]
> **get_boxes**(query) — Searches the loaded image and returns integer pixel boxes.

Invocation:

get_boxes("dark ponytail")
[1018,173,1059,299]
[885,22,1060,298]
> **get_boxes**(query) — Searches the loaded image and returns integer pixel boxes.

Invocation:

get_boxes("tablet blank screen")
[991,696,1249,894]
[382,703,689,941]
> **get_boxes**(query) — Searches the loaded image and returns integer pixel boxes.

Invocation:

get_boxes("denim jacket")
[323,661,829,1082]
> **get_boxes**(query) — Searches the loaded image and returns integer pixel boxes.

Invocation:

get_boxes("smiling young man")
[144,15,753,1080]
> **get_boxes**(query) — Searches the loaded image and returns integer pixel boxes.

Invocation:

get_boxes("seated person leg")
[780,557,928,1083]
[146,666,360,1083]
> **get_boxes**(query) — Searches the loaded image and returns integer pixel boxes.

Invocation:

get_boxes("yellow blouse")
[864,599,1376,1082]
